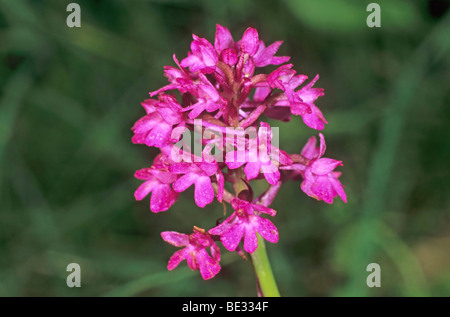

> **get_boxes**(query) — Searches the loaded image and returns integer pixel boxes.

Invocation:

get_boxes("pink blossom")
[170,159,223,208]
[181,35,218,74]
[183,73,226,119]
[131,94,184,148]
[292,75,327,130]
[214,24,235,54]
[149,55,195,96]
[240,27,260,56]
[254,40,290,67]
[134,164,179,213]
[299,134,347,203]
[161,229,221,280]
[209,198,278,253]
[225,122,292,185]
[267,65,327,130]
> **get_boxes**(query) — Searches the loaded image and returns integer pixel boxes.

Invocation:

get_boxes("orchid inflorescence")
[132,24,347,280]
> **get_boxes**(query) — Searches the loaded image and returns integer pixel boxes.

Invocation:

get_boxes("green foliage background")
[0,0,449,297]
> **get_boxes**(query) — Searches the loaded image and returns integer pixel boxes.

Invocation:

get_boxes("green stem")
[250,234,281,297]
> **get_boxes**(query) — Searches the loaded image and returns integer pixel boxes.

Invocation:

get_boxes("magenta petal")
[243,226,258,253]
[200,45,218,69]
[220,48,238,66]
[318,133,326,158]
[311,176,334,204]
[311,158,342,175]
[151,169,178,184]
[150,184,178,212]
[134,179,158,201]
[278,148,293,166]
[244,161,261,180]
[132,114,159,134]
[180,53,200,69]
[216,171,224,203]
[197,161,218,176]
[255,217,279,244]
[262,168,280,186]
[241,27,259,56]
[161,231,189,247]
[301,105,326,131]
[289,74,308,91]
[290,101,310,116]
[134,168,153,180]
[301,178,314,199]
[156,107,182,125]
[252,204,276,217]
[210,243,221,262]
[186,248,198,271]
[220,222,245,252]
[209,213,239,236]
[243,57,255,76]
[270,55,291,65]
[145,122,173,147]
[172,173,197,192]
[167,249,186,271]
[194,176,214,208]
[196,249,221,280]
[301,136,319,159]
[329,175,347,203]
[253,86,271,102]
[169,162,196,174]
[254,41,283,67]
[214,24,234,52]
[188,101,207,119]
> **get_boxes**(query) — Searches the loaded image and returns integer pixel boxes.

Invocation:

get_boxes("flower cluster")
[132,25,347,280]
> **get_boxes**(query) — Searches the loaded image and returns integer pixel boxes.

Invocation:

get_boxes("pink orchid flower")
[170,158,223,208]
[209,197,279,253]
[131,95,184,148]
[134,166,179,213]
[162,228,221,280]
[299,133,347,204]
[225,122,292,185]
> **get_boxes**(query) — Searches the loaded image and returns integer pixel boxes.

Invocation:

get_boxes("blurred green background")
[0,0,449,297]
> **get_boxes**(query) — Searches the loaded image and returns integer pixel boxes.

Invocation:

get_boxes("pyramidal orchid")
[132,25,347,296]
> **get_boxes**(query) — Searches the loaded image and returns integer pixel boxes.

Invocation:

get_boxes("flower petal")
[196,249,221,280]
[167,249,186,271]
[243,225,258,253]
[161,231,189,247]
[172,172,197,192]
[209,213,239,236]
[301,136,318,160]
[255,217,279,244]
[241,27,259,56]
[214,24,234,53]
[311,158,342,175]
[150,184,178,212]
[244,161,261,180]
[329,174,347,203]
[134,179,158,201]
[318,133,326,158]
[252,204,276,217]
[194,176,214,208]
[220,221,245,252]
